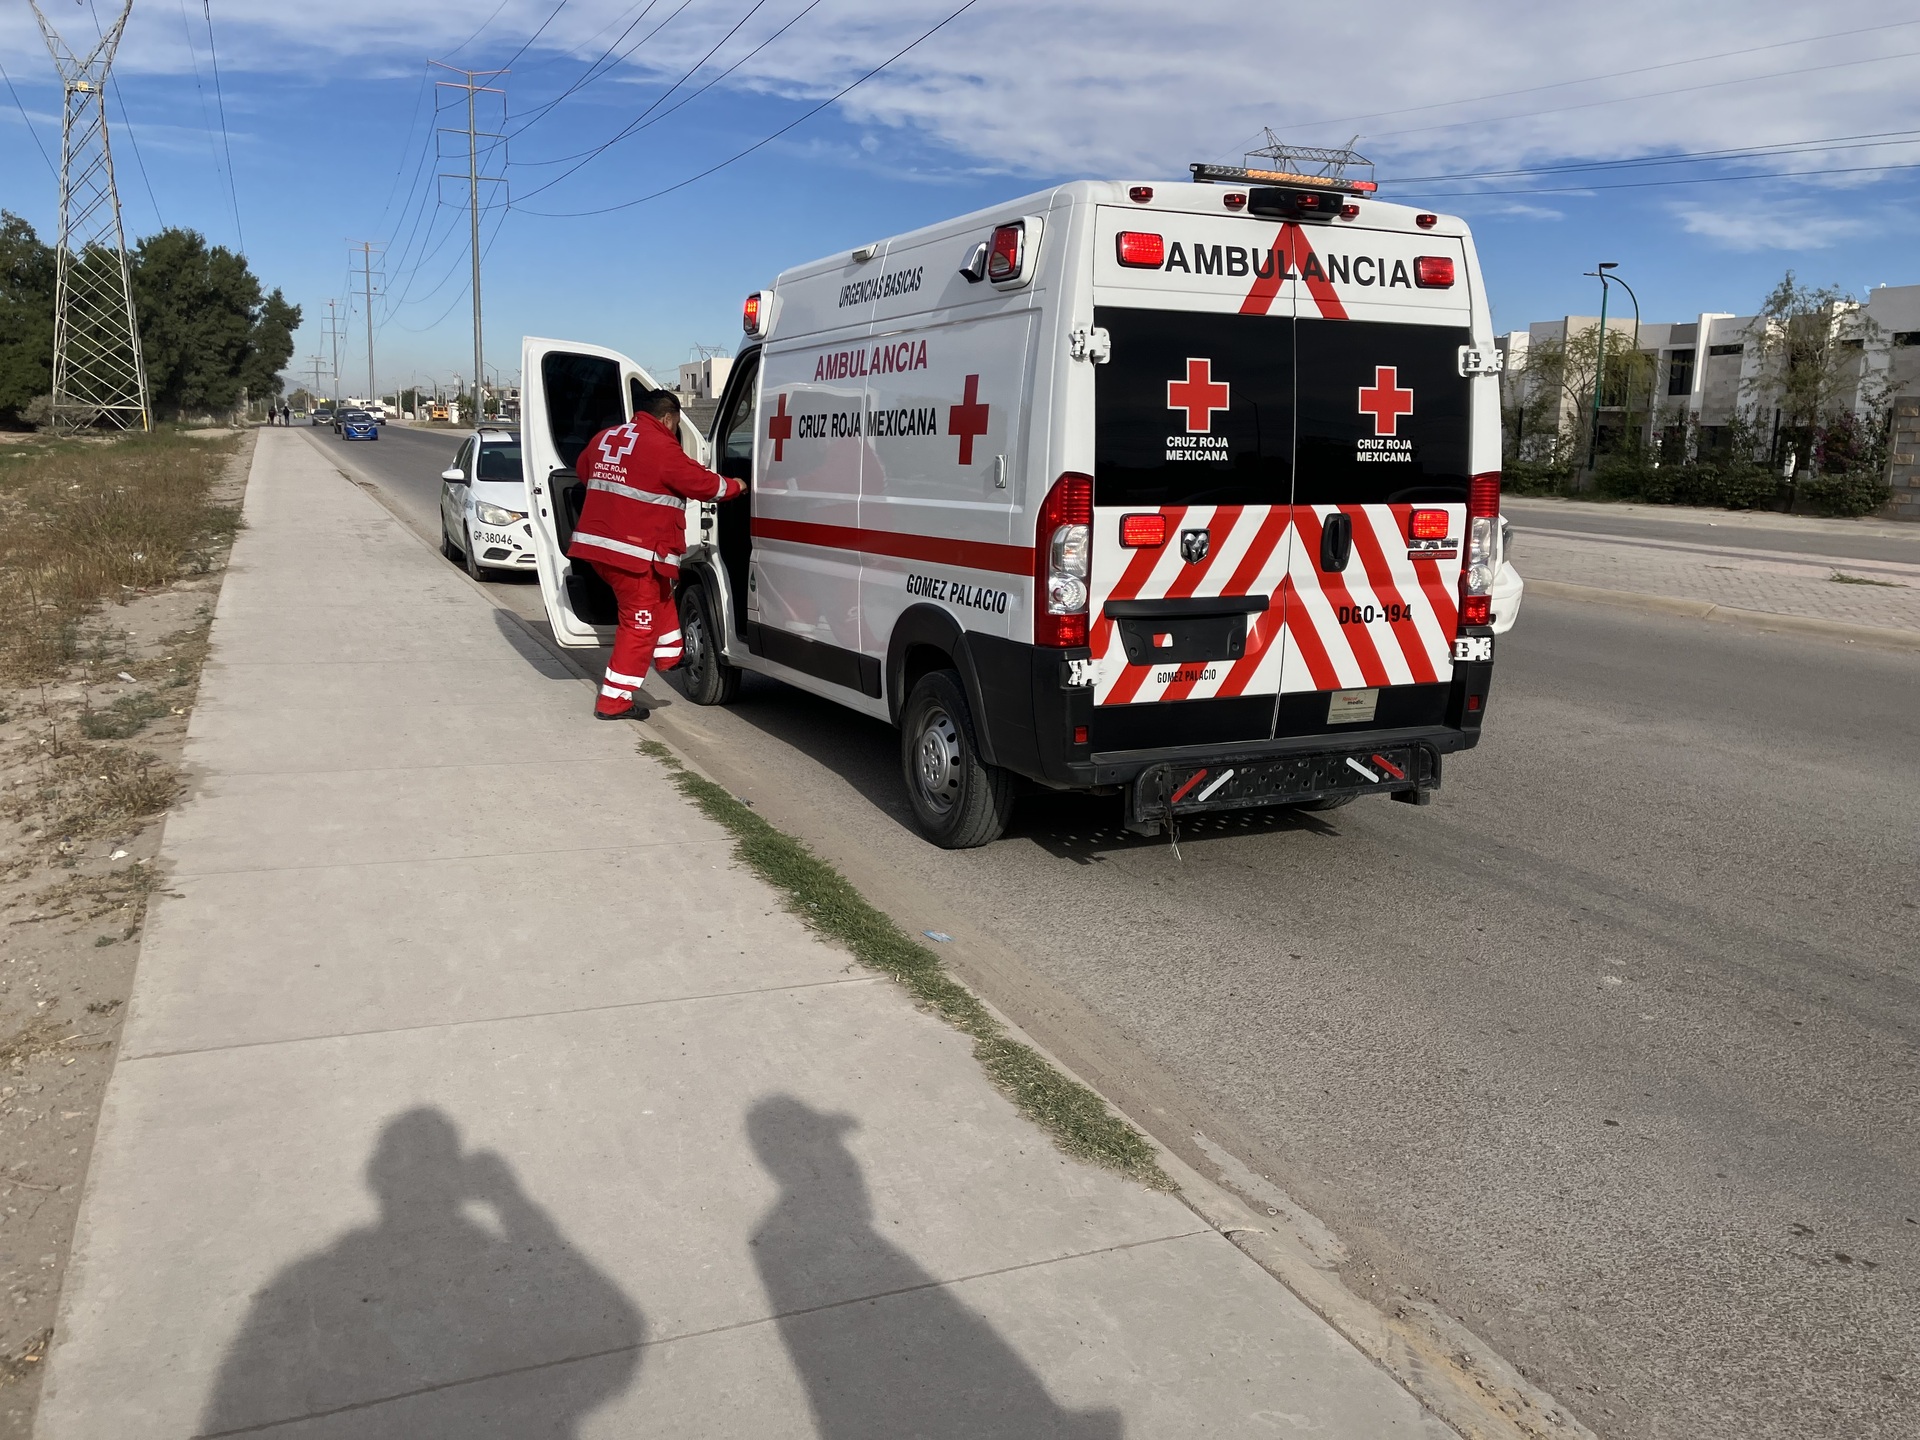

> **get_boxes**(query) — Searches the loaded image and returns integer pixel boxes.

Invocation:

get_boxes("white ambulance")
[520,164,1509,848]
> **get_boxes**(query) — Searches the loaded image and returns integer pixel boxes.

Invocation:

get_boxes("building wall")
[1887,391,1920,521]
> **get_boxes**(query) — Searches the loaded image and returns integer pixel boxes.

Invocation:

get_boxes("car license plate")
[479,530,515,546]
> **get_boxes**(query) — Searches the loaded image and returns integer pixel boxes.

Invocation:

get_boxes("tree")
[1743,271,1886,477]
[1503,323,1656,465]
[0,212,56,427]
[129,229,301,418]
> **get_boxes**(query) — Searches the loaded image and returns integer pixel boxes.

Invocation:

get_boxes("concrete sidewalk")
[1506,498,1920,638]
[33,430,1452,1436]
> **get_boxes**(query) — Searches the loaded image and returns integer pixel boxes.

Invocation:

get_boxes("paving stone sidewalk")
[31,429,1453,1438]
[1509,511,1920,633]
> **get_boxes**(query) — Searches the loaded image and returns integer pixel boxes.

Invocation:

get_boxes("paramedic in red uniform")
[568,390,742,719]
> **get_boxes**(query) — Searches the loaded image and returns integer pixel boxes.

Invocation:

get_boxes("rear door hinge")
[1069,325,1112,364]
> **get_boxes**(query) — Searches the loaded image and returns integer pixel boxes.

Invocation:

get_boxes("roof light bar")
[1190,162,1377,195]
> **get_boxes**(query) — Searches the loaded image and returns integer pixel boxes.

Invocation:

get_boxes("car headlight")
[474,501,525,526]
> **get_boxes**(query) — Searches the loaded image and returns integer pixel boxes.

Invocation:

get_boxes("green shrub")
[1800,469,1891,519]
[1503,458,1574,496]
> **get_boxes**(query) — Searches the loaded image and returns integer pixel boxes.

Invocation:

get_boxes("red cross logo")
[1358,366,1414,436]
[767,392,793,462]
[597,423,640,466]
[1167,357,1230,434]
[948,374,990,465]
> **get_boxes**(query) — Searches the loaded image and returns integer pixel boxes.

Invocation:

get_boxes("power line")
[516,0,816,169]
[110,77,166,229]
[1363,47,1920,144]
[498,0,572,73]
[516,0,980,217]
[1386,128,1920,186]
[1294,18,1920,136]
[200,0,244,252]
[504,0,692,142]
[0,56,55,177]
[1397,158,1920,201]
[443,0,516,63]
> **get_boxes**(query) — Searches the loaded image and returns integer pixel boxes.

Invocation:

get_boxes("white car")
[439,427,538,579]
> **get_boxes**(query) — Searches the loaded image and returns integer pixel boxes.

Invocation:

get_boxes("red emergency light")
[1223,192,1247,211]
[1119,512,1167,547]
[988,223,1025,282]
[1414,256,1455,288]
[1128,186,1154,204]
[742,290,769,336]
[1115,231,1165,268]
[1415,213,1438,229]
[1408,508,1449,540]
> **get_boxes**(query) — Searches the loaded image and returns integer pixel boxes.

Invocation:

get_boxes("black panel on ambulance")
[1092,307,1292,509]
[1293,319,1472,506]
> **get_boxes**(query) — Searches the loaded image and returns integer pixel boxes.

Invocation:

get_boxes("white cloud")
[1673,200,1876,252]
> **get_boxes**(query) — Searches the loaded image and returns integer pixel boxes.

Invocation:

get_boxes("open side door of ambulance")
[521,336,708,648]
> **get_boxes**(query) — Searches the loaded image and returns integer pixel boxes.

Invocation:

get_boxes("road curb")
[1526,578,1920,652]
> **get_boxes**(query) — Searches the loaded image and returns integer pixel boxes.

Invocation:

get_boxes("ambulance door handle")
[1320,514,1353,573]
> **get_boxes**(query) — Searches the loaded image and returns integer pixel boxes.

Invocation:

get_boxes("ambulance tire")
[678,583,740,706]
[901,670,1015,849]
[1292,793,1356,812]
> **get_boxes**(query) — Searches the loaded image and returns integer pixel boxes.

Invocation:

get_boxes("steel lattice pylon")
[29,0,150,433]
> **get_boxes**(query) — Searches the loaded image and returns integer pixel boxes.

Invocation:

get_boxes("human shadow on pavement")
[197,1108,643,1438]
[746,1096,1123,1439]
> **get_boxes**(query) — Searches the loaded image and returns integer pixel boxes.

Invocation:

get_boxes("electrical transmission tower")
[433,62,507,421]
[28,0,150,432]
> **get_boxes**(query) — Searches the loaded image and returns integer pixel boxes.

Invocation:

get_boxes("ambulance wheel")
[678,583,740,706]
[901,670,1014,849]
[462,525,487,581]
[1292,793,1356,812]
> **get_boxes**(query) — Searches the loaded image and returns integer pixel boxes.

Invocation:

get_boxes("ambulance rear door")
[521,336,702,648]
[1279,229,1474,738]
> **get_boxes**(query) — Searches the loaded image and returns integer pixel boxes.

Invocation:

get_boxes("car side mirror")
[441,468,465,483]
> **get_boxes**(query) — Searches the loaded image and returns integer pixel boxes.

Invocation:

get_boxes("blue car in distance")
[340,409,378,441]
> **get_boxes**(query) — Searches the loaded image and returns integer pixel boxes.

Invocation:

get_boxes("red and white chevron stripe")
[1090,503,1463,706]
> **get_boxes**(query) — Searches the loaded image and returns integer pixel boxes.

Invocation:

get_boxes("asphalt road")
[309,423,1919,1440]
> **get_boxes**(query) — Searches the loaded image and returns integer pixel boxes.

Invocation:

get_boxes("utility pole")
[350,241,384,408]
[306,353,326,404]
[432,62,507,422]
[28,0,149,432]
[325,298,342,407]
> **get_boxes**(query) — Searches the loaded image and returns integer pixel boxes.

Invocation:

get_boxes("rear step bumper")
[1124,737,1442,832]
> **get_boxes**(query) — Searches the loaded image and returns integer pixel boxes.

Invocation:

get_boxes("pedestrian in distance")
[570,390,742,720]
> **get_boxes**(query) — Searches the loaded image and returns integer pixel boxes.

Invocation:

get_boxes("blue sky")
[3,0,1917,395]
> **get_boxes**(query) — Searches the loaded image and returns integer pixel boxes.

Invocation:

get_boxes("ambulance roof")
[773,179,1469,288]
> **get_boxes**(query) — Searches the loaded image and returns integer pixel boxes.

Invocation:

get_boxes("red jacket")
[567,412,741,573]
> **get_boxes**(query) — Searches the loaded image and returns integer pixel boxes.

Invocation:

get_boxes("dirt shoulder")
[0,427,250,1437]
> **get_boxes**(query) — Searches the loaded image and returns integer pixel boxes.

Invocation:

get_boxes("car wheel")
[439,519,461,563]
[463,525,487,581]
[900,669,1014,849]
[677,582,740,706]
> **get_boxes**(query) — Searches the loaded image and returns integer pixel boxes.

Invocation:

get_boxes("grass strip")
[638,739,1172,1189]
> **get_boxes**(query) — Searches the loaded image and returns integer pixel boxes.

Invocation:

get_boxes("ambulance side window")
[717,362,758,484]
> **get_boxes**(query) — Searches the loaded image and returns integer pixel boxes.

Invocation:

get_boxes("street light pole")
[1584,262,1617,470]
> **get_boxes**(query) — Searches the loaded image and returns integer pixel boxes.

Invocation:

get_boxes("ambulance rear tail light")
[1408,508,1448,540]
[1459,471,1500,630]
[1119,512,1167,548]
[1115,232,1164,268]
[1036,472,1092,647]
[988,222,1025,282]
[742,290,770,337]
[1415,256,1455,288]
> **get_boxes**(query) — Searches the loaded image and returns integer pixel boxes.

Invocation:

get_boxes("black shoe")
[594,706,649,721]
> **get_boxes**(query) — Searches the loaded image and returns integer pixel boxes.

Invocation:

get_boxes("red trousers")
[593,563,681,715]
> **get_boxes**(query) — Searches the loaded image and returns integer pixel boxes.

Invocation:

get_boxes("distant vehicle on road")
[340,410,379,442]
[429,402,450,423]
[439,426,533,580]
[311,406,333,427]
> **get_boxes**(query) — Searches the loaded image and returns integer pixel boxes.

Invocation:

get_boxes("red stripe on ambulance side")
[751,517,1032,575]
[1346,506,1438,684]
[1291,508,1392,688]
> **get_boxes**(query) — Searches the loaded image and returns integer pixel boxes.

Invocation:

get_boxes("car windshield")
[476,443,523,481]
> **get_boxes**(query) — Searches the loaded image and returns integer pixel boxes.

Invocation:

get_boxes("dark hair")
[638,389,681,423]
